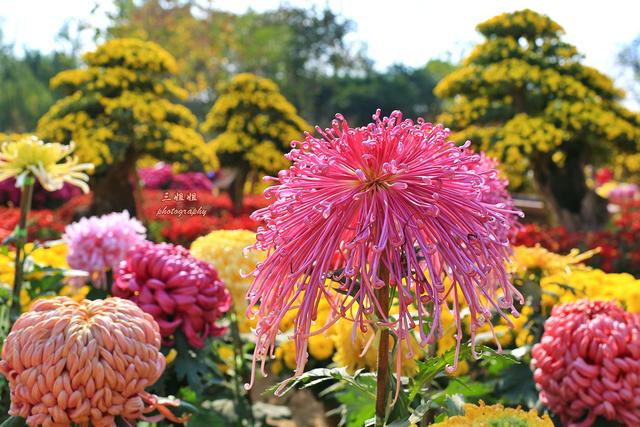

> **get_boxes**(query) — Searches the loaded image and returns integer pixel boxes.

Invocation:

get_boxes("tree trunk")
[89,152,137,216]
[229,163,250,214]
[532,150,608,232]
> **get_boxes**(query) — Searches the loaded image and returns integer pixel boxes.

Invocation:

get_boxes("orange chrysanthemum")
[0,297,183,427]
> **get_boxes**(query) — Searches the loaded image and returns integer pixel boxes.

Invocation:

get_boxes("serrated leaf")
[173,333,210,394]
[496,362,538,408]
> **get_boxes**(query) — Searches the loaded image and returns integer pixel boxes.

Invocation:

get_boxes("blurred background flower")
[63,211,146,288]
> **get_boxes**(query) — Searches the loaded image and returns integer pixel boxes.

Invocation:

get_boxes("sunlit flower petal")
[0,135,93,192]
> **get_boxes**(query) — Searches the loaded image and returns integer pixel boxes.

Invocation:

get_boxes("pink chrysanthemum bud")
[532,300,640,426]
[112,242,231,348]
[64,211,146,288]
[246,110,523,388]
[0,297,184,427]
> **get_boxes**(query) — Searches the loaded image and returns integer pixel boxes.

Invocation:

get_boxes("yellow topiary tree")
[201,73,309,211]
[37,38,218,215]
[435,9,640,231]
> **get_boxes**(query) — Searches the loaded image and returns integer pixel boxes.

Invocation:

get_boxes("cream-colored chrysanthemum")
[190,229,264,312]
[0,135,93,192]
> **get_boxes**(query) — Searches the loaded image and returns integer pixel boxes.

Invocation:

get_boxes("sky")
[1,0,639,106]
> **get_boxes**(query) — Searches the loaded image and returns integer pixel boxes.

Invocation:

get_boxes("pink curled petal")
[532,300,640,426]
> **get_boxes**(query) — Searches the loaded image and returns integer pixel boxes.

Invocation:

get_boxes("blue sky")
[2,0,639,106]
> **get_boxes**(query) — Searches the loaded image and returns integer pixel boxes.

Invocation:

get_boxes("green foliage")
[103,2,369,121]
[329,64,444,126]
[37,38,217,173]
[270,344,518,426]
[0,416,26,427]
[0,31,76,133]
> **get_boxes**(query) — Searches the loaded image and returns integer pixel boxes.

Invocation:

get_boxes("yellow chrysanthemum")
[434,402,552,426]
[330,316,378,373]
[0,135,93,192]
[510,245,597,277]
[308,333,335,361]
[541,268,640,312]
[27,241,69,269]
[0,242,87,310]
[216,345,236,373]
[190,229,265,312]
[330,302,422,376]
[271,291,422,375]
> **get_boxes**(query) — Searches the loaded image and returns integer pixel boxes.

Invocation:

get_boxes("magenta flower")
[112,242,231,348]
[138,163,173,189]
[63,211,146,287]
[532,300,640,426]
[246,110,522,387]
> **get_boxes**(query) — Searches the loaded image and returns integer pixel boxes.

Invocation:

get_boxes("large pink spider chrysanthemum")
[246,110,523,388]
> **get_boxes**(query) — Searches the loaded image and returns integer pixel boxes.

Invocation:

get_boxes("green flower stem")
[10,177,35,321]
[229,308,255,426]
[375,265,391,427]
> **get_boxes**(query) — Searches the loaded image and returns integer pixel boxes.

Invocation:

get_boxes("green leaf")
[187,409,230,427]
[495,362,538,408]
[267,367,376,397]
[173,333,211,394]
[85,286,110,300]
[334,386,375,427]
[433,376,494,403]
[0,417,26,427]
[409,345,517,401]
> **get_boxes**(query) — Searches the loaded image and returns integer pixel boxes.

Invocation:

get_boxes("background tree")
[0,30,76,133]
[327,63,446,126]
[616,34,640,182]
[37,38,218,215]
[201,73,309,211]
[101,1,369,124]
[104,0,234,119]
[435,9,640,231]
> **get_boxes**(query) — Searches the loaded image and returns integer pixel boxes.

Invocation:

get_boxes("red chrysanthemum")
[113,242,231,348]
[532,300,640,426]
[246,110,523,388]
